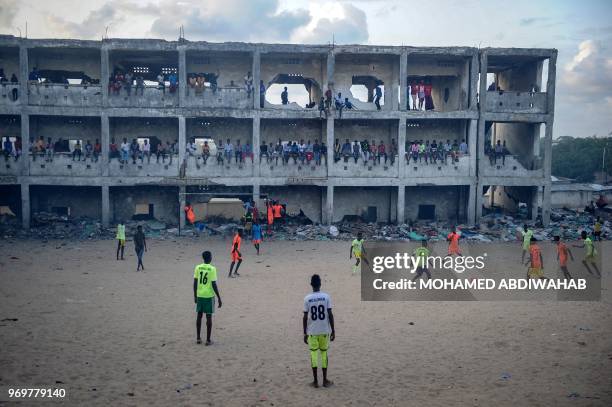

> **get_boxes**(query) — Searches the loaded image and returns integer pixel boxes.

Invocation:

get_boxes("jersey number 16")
[199,272,208,285]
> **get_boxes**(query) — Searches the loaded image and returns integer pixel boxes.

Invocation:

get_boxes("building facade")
[0,36,557,228]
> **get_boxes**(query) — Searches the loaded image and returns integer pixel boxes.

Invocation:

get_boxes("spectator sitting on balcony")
[141,139,151,164]
[494,140,505,165]
[389,139,397,165]
[28,67,40,82]
[460,139,468,156]
[10,73,17,83]
[155,142,166,163]
[352,140,361,164]
[313,139,321,166]
[93,139,101,162]
[186,139,197,157]
[344,98,356,111]
[124,72,133,96]
[245,71,253,98]
[81,77,90,86]
[208,71,219,93]
[410,81,418,110]
[60,76,69,85]
[3,137,12,161]
[361,139,369,163]
[13,138,21,161]
[234,140,243,164]
[188,75,196,89]
[84,140,93,162]
[369,140,377,166]
[243,141,254,163]
[281,87,289,105]
[169,72,178,93]
[335,93,344,118]
[274,141,282,165]
[298,139,307,164]
[111,75,122,95]
[223,139,233,164]
[320,141,327,163]
[418,140,425,163]
[485,143,494,165]
[325,87,332,109]
[377,141,387,165]
[33,136,45,161]
[374,85,382,110]
[260,80,266,108]
[45,137,54,162]
[109,138,118,161]
[289,141,299,164]
[318,97,328,119]
[340,139,351,162]
[201,141,210,165]
[129,139,139,164]
[430,140,438,164]
[451,140,459,162]
[424,81,434,111]
[72,141,83,161]
[282,141,290,164]
[9,73,18,100]
[488,82,497,91]
[333,139,340,163]
[305,140,314,164]
[157,72,165,94]
[260,141,268,163]
[135,76,144,96]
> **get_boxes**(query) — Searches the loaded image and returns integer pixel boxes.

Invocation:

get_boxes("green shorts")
[196,297,215,314]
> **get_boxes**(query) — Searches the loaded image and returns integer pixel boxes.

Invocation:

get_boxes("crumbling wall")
[334,187,395,223]
[30,185,101,218]
[261,54,325,104]
[110,186,179,225]
[334,54,394,109]
[262,185,322,223]
[404,186,468,223]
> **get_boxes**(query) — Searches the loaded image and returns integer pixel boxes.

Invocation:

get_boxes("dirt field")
[0,238,611,406]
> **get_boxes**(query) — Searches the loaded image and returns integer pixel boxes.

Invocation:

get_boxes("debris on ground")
[0,207,609,243]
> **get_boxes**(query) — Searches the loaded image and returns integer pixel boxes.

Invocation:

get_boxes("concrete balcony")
[485,91,547,114]
[0,156,22,175]
[184,155,254,177]
[185,86,251,109]
[28,153,102,176]
[403,154,472,178]
[108,156,179,177]
[481,154,543,178]
[259,158,327,178]
[0,83,20,106]
[107,86,178,108]
[330,155,399,177]
[28,83,102,107]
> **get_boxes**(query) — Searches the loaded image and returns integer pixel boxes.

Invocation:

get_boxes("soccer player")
[266,199,274,236]
[518,224,534,264]
[554,235,574,280]
[303,274,335,388]
[526,237,547,279]
[573,231,601,277]
[134,225,147,271]
[593,217,602,241]
[446,226,462,256]
[252,221,262,255]
[116,222,125,260]
[193,251,222,345]
[412,240,432,281]
[228,229,243,277]
[350,232,365,273]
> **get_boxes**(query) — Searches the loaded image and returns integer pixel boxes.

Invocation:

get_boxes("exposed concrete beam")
[19,45,28,106]
[252,49,261,110]
[178,47,187,107]
[399,49,408,111]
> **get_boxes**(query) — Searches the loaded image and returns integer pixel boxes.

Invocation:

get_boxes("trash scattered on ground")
[500,372,512,380]
[0,207,608,242]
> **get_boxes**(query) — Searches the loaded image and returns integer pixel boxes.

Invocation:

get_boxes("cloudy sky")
[1,0,611,138]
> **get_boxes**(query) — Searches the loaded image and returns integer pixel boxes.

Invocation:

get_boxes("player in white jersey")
[302,274,335,388]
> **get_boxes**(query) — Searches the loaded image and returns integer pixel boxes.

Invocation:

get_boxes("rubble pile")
[0,208,609,243]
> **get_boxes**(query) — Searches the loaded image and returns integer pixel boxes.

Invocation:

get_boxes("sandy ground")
[0,237,611,407]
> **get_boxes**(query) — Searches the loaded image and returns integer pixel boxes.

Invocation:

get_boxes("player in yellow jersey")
[115,222,125,260]
[350,232,365,273]
[193,251,223,345]
[573,231,600,277]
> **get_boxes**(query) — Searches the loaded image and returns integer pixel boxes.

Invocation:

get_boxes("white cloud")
[292,3,368,44]
[562,40,612,106]
[0,0,19,31]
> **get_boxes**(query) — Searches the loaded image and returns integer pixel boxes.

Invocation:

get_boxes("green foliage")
[551,137,612,182]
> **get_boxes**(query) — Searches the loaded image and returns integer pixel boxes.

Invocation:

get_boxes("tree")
[551,137,612,182]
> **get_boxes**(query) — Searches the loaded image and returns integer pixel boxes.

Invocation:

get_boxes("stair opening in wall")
[418,204,435,220]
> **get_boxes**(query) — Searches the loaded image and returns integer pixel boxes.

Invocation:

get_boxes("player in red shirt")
[228,229,243,278]
[446,226,462,256]
[554,235,574,280]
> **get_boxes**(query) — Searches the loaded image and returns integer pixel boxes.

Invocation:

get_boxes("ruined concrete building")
[0,36,557,228]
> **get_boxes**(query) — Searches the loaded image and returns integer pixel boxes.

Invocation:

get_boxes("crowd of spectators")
[334,138,398,165]
[409,79,435,111]
[2,136,21,161]
[405,139,468,165]
[109,69,177,96]
[486,140,510,165]
[259,139,327,166]
[109,138,178,165]
[0,68,19,101]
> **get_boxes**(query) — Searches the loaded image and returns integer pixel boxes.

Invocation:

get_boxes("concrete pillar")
[326,49,335,90]
[252,116,260,176]
[21,183,30,229]
[101,46,109,107]
[399,49,408,111]
[326,116,334,164]
[325,184,334,225]
[178,116,186,174]
[470,53,479,110]
[475,183,483,223]
[478,51,488,112]
[533,123,541,157]
[542,185,551,226]
[542,51,556,226]
[253,183,260,203]
[21,113,29,175]
[476,115,485,176]
[179,185,186,231]
[101,114,109,176]
[545,51,557,113]
[389,54,400,111]
[178,47,187,107]
[531,186,539,222]
[467,183,476,225]
[252,50,261,109]
[397,185,405,224]
[101,185,110,227]
[397,119,406,175]
[19,45,28,106]
[468,119,477,173]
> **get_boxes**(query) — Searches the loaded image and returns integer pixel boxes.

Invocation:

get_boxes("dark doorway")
[418,204,435,220]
